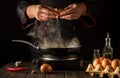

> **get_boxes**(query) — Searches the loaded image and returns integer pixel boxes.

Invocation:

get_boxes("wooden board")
[0,62,99,78]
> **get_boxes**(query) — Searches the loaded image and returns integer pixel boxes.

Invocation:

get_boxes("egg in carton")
[102,65,114,78]
[94,64,104,77]
[86,63,95,76]
[113,66,120,78]
[103,65,113,73]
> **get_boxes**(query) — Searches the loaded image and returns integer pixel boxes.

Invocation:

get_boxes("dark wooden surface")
[0,62,97,78]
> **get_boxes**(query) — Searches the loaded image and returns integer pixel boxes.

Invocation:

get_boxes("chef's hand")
[60,3,87,20]
[26,5,58,21]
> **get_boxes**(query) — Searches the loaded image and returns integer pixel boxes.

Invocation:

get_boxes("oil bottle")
[102,32,113,60]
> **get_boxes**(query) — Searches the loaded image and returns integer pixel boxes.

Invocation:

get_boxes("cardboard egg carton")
[86,63,120,78]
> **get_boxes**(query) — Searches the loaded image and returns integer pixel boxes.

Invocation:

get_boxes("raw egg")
[111,58,120,70]
[93,58,101,68]
[101,58,111,69]
[99,57,105,63]
[40,63,53,73]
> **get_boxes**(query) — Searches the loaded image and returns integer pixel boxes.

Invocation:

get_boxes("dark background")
[0,0,119,67]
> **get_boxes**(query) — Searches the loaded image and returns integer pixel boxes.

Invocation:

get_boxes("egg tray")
[86,71,120,78]
[85,63,120,78]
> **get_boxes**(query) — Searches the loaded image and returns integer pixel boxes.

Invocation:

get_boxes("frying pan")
[12,40,81,56]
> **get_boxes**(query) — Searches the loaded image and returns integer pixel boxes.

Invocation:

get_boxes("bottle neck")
[105,38,111,47]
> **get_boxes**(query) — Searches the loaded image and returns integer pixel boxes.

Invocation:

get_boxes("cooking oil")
[102,32,113,60]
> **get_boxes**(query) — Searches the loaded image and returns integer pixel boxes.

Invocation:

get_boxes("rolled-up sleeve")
[79,0,96,28]
[16,0,37,29]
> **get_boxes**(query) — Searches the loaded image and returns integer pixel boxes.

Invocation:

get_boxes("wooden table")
[0,62,97,78]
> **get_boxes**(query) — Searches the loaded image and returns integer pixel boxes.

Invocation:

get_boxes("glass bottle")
[102,32,113,60]
[93,49,100,60]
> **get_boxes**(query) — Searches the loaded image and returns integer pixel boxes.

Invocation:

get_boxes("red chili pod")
[7,67,26,72]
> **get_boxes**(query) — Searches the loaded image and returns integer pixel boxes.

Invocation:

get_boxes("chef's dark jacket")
[17,0,96,41]
[16,0,96,60]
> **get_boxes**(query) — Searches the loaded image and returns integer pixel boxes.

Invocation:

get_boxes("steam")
[41,37,80,48]
[28,18,80,48]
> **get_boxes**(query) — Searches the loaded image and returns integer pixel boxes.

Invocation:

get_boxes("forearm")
[16,0,39,29]
[17,0,40,22]
[79,0,96,28]
[78,2,87,16]
[17,0,30,23]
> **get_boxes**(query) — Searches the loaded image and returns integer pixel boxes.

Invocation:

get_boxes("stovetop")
[39,54,78,61]
[36,54,89,70]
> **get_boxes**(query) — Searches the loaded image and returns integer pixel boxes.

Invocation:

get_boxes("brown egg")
[101,58,111,69]
[114,66,120,74]
[93,58,101,68]
[40,63,52,73]
[99,57,105,63]
[111,59,120,70]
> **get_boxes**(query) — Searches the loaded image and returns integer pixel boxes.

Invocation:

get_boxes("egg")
[40,63,53,73]
[101,58,111,69]
[111,59,120,70]
[93,58,101,68]
[99,57,105,63]
[114,66,120,74]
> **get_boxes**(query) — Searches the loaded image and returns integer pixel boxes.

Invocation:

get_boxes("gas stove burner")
[39,54,78,61]
[37,54,82,70]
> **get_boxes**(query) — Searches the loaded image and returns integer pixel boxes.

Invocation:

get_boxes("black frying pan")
[12,40,81,56]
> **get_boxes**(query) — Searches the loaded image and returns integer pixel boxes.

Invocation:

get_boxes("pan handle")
[12,40,39,50]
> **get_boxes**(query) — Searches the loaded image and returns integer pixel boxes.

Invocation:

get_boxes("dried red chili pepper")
[7,67,26,72]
